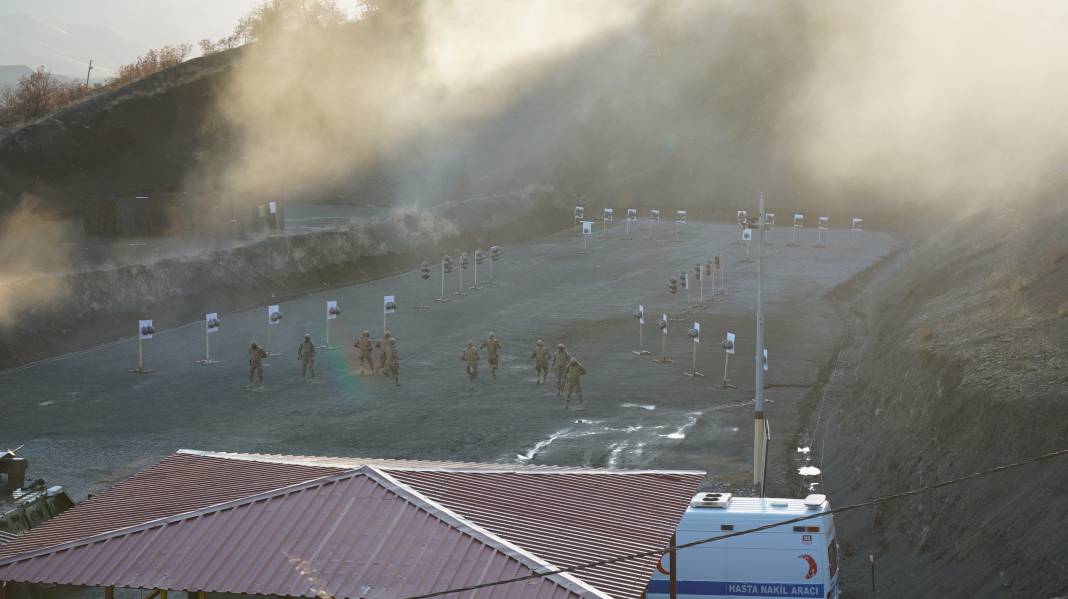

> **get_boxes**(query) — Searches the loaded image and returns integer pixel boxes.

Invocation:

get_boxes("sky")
[0,0,267,77]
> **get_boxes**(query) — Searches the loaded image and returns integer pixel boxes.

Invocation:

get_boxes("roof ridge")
[176,449,706,476]
[0,468,363,568]
[367,466,612,599]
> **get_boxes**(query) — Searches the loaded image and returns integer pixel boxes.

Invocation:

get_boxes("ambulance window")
[827,538,839,577]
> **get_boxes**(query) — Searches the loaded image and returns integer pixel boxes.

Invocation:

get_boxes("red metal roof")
[387,470,700,599]
[0,452,705,599]
[0,469,587,598]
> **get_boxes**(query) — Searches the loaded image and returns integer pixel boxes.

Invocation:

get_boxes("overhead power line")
[401,447,1068,599]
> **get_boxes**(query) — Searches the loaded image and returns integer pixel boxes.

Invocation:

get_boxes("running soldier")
[384,337,400,386]
[530,339,550,384]
[354,330,374,375]
[551,343,571,396]
[564,357,587,409]
[463,339,480,382]
[248,341,268,387]
[480,333,503,380]
[377,331,393,375]
[297,334,317,380]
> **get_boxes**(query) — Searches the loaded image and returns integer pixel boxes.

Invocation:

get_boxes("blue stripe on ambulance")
[646,580,825,597]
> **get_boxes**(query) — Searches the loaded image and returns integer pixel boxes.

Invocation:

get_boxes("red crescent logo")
[656,553,671,575]
[799,554,818,580]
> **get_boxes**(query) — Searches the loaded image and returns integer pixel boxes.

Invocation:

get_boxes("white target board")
[794,213,804,227]
[650,209,661,222]
[661,313,668,334]
[737,210,748,224]
[852,217,863,230]
[725,331,736,354]
[676,210,687,223]
[267,304,282,325]
[326,300,339,320]
[742,228,753,241]
[627,208,637,221]
[763,348,769,371]
[638,304,645,325]
[819,216,829,230]
[582,221,593,235]
[206,313,220,334]
[693,322,701,344]
[766,213,776,225]
[268,201,278,215]
[574,206,585,219]
[138,319,154,340]
[603,208,614,222]
[383,295,397,314]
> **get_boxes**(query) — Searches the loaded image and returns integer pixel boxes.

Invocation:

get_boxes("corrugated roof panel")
[0,453,342,560]
[388,470,703,599]
[0,452,704,599]
[0,471,587,599]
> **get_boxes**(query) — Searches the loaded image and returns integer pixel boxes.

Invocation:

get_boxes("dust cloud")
[195,0,646,205]
[784,0,1068,212]
[0,196,72,324]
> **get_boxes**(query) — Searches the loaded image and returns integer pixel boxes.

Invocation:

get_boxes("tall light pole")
[753,193,767,494]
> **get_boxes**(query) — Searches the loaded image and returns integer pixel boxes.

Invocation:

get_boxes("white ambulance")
[646,493,840,599]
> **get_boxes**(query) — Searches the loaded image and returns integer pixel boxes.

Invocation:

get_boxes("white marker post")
[632,304,651,356]
[656,313,674,364]
[323,300,340,349]
[383,295,396,336]
[574,206,585,233]
[722,331,736,388]
[735,210,748,245]
[603,208,613,236]
[851,217,863,246]
[695,262,704,304]
[489,245,501,283]
[684,322,704,377]
[674,210,686,241]
[453,253,468,296]
[815,216,829,248]
[626,208,637,239]
[765,212,775,244]
[266,305,282,356]
[197,313,221,364]
[742,226,754,262]
[579,221,593,253]
[470,249,484,290]
[437,255,453,303]
[130,319,155,374]
[707,260,715,297]
[790,213,804,246]
[417,262,433,309]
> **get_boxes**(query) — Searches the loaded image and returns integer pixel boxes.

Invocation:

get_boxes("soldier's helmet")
[362,330,370,336]
[304,334,311,340]
[251,342,259,348]
[558,343,565,349]
[384,331,392,338]
[488,332,495,339]
[466,339,474,346]
[569,357,578,364]
[389,338,396,345]
[536,339,544,346]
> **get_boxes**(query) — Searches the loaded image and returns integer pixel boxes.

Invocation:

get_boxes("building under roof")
[0,450,705,599]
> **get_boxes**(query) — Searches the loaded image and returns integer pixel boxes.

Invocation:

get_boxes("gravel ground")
[2,221,898,500]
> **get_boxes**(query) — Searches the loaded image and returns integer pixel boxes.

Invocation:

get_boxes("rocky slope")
[815,205,1068,597]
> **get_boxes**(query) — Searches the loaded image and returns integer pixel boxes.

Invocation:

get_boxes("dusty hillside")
[815,205,1068,597]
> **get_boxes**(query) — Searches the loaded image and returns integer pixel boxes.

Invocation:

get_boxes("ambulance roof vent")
[691,492,733,509]
[803,494,827,509]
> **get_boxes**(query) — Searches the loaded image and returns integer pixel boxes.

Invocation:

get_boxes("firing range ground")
[2,222,899,498]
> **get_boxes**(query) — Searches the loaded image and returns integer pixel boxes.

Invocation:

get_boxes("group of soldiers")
[246,333,328,387]
[246,331,588,407]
